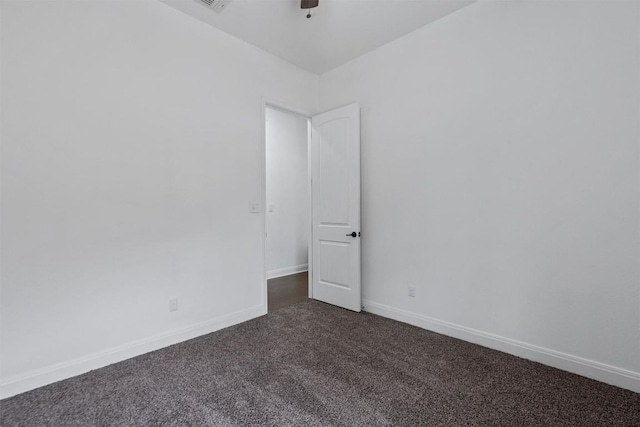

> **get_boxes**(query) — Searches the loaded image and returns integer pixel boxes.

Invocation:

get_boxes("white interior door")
[311,103,361,312]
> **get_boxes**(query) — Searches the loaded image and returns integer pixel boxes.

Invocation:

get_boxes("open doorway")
[264,104,311,312]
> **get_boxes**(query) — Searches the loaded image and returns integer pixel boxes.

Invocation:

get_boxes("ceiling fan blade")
[301,0,319,9]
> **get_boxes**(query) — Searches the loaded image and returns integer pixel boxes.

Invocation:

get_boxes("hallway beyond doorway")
[267,272,308,312]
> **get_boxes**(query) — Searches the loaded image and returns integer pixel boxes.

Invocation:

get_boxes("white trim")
[306,115,313,299]
[362,299,640,394]
[261,99,313,308]
[267,264,309,280]
[0,305,266,399]
[263,99,313,119]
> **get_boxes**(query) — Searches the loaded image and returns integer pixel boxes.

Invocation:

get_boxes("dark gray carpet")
[2,301,639,426]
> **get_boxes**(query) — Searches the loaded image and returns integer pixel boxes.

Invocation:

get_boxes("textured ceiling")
[160,0,476,74]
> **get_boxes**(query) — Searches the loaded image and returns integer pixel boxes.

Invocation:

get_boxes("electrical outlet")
[169,298,178,312]
[408,285,416,298]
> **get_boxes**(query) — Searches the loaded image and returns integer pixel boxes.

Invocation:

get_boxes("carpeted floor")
[2,301,639,426]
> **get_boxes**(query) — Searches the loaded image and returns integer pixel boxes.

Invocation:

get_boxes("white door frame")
[261,99,313,313]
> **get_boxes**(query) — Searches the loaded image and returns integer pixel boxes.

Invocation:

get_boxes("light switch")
[249,202,260,213]
[268,204,275,212]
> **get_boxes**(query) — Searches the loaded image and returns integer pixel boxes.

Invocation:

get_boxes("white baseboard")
[267,264,308,279]
[362,299,640,394]
[0,304,266,399]
[5,300,637,400]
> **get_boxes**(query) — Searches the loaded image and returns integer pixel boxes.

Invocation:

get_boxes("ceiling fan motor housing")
[301,0,319,10]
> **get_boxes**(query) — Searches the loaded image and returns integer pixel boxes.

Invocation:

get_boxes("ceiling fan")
[301,0,319,19]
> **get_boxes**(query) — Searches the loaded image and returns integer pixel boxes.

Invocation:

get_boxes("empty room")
[1,0,639,425]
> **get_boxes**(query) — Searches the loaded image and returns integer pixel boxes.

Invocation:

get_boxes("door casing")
[261,100,361,313]
[262,99,313,313]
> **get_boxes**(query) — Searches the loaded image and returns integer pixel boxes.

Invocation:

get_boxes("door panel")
[318,118,350,224]
[311,103,360,312]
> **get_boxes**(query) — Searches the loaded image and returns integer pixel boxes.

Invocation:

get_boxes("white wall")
[265,108,309,279]
[0,0,317,397]
[319,0,640,391]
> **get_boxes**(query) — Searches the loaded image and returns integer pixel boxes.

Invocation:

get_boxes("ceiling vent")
[197,0,233,13]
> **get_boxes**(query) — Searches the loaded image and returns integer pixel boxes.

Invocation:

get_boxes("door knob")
[346,232,357,238]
